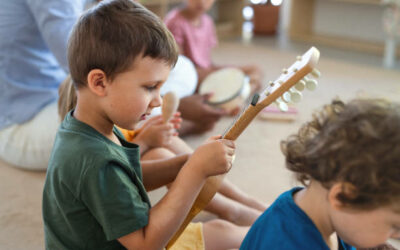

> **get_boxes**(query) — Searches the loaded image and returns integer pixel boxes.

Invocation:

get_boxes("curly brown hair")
[281,98,400,211]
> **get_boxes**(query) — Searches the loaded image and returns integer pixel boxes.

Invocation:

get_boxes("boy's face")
[331,205,400,248]
[104,56,171,130]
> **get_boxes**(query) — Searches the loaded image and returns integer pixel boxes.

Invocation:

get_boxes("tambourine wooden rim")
[199,68,250,106]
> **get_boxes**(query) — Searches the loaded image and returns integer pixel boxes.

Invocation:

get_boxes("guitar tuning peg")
[281,91,291,103]
[303,76,318,91]
[282,68,288,74]
[275,98,289,112]
[306,79,318,91]
[311,68,321,78]
[296,56,302,61]
[288,88,302,103]
[294,80,306,91]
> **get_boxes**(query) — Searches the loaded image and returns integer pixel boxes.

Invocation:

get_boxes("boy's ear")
[328,182,357,211]
[87,69,108,97]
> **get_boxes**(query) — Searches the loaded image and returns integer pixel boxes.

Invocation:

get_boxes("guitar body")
[167,47,320,248]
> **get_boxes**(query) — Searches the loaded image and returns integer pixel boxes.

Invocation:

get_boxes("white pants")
[0,102,59,171]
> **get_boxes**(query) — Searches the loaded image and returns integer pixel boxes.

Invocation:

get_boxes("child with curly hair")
[241,98,400,249]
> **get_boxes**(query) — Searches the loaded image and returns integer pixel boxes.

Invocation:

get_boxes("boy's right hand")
[188,135,236,178]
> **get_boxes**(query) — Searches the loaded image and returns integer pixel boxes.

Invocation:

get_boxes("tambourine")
[199,68,251,113]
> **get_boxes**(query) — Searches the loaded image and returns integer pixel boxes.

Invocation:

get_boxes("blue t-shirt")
[0,0,89,129]
[240,187,355,250]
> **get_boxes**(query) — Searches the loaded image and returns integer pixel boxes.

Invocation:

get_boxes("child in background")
[58,76,267,226]
[43,1,249,249]
[164,0,263,91]
[240,98,400,250]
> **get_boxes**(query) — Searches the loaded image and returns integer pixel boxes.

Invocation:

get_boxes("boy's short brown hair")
[281,98,400,211]
[68,0,178,88]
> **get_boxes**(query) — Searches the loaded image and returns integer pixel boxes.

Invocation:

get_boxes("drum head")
[199,68,246,105]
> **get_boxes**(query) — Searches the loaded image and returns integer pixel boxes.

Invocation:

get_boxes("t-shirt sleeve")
[81,164,149,241]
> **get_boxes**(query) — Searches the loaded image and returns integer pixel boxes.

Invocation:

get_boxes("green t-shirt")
[43,111,151,249]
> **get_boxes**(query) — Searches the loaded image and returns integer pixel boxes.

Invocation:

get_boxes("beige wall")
[314,0,385,43]
[281,0,386,43]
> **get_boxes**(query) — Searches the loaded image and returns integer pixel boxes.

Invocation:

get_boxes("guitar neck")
[223,98,263,140]
[167,46,320,249]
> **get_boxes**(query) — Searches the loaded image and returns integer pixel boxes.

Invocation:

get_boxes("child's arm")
[117,136,235,249]
[141,153,189,191]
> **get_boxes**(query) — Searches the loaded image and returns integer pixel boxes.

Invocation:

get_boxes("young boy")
[58,74,266,226]
[42,0,249,249]
[240,98,400,250]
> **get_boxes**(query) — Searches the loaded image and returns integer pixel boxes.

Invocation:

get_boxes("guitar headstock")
[252,47,320,111]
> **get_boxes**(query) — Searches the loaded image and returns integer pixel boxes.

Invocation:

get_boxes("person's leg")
[0,102,59,170]
[204,192,262,226]
[218,179,268,212]
[141,146,176,161]
[161,136,267,226]
[141,147,179,190]
[203,219,249,250]
[164,135,193,155]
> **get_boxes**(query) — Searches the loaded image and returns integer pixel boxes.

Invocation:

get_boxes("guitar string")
[221,87,264,138]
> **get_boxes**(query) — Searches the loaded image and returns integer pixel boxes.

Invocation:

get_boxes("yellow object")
[168,222,204,250]
[118,127,136,142]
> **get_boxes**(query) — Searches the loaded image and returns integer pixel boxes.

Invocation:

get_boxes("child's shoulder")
[47,124,141,199]
[51,114,138,172]
[241,188,330,249]
[56,115,111,154]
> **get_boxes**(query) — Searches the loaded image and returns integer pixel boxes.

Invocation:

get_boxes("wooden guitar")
[167,46,321,248]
